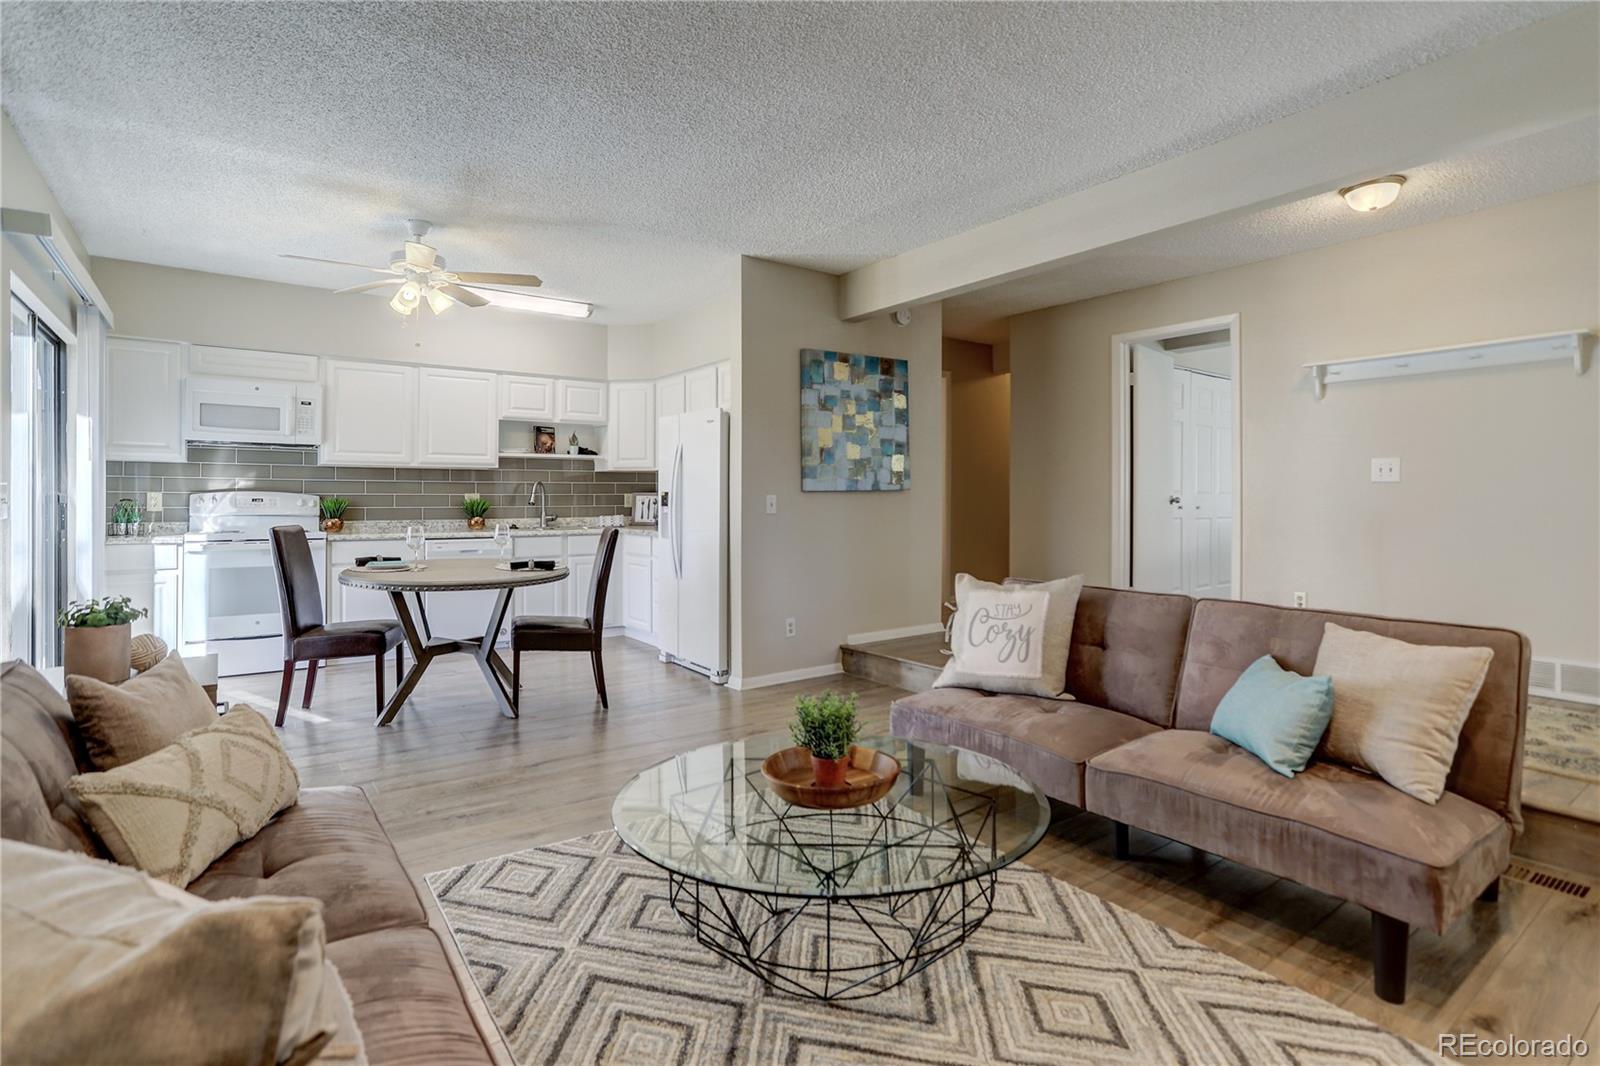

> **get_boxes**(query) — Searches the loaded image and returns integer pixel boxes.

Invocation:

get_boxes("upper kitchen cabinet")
[416,367,498,467]
[499,374,556,421]
[656,374,686,421]
[189,345,318,382]
[555,378,607,424]
[716,361,732,410]
[685,365,719,412]
[321,360,416,465]
[106,337,186,462]
[606,381,655,469]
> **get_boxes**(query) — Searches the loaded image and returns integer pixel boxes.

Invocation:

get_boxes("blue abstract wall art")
[799,349,909,492]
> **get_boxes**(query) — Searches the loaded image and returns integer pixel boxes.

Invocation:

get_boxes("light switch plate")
[1371,458,1400,483]
[766,494,778,514]
[146,490,164,511]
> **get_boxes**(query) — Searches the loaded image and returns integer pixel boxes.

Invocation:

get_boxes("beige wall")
[736,257,944,681]
[91,258,608,377]
[606,282,739,380]
[943,337,1010,594]
[1010,183,1600,662]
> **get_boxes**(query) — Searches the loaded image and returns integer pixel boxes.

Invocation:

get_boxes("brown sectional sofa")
[0,660,498,1065]
[891,587,1528,1005]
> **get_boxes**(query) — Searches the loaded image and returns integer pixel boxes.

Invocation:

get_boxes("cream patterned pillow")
[1312,622,1493,803]
[934,573,1082,699]
[69,706,300,886]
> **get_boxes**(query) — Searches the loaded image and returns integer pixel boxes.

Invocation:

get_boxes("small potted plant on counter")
[112,498,142,537]
[58,596,148,684]
[790,691,860,788]
[462,492,492,530]
[319,496,349,533]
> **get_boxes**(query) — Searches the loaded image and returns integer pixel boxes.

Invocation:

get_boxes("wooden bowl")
[760,746,901,810]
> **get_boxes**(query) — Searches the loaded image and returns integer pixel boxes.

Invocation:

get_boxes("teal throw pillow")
[1209,655,1334,778]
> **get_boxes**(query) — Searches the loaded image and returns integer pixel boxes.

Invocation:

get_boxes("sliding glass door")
[7,295,69,665]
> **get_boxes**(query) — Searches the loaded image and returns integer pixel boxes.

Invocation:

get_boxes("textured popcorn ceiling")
[0,2,1571,323]
[944,119,1600,342]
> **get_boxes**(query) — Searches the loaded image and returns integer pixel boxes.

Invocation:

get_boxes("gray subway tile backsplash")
[106,444,655,525]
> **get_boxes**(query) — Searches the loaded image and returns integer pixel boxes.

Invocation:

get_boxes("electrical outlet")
[1370,457,1400,483]
[146,491,164,512]
[784,617,796,638]
[1293,591,1307,608]
[766,495,778,514]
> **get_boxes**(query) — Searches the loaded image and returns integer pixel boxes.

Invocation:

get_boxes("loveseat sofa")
[890,587,1528,1004]
[0,659,498,1065]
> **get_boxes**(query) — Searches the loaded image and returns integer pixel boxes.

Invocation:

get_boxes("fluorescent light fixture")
[470,286,593,319]
[1339,175,1406,212]
[425,286,454,315]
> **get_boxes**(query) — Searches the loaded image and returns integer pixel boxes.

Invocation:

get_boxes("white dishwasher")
[422,538,511,644]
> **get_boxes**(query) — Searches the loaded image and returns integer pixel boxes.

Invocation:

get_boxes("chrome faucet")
[528,481,548,529]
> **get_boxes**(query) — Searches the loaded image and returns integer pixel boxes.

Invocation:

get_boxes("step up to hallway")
[838,632,946,692]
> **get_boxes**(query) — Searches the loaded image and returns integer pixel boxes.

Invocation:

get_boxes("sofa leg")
[1371,911,1409,1004]
[1479,877,1500,903]
[1112,821,1130,860]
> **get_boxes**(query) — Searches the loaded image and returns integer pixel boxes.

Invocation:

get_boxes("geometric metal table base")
[666,866,997,1000]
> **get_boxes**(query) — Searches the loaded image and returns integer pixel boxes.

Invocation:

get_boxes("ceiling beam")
[838,7,1600,321]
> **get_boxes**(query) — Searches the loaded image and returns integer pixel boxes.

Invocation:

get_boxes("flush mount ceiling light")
[1339,175,1406,212]
[282,219,593,320]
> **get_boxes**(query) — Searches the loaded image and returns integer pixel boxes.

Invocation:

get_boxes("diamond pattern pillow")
[69,706,300,886]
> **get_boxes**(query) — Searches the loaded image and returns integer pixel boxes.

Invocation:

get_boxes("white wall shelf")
[498,451,599,462]
[1305,329,1591,399]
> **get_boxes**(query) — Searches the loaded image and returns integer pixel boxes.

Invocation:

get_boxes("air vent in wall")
[1529,658,1600,706]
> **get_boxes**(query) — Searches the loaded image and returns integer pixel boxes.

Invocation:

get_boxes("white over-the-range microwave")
[183,376,322,447]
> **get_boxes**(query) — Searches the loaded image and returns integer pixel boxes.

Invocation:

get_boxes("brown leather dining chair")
[510,527,619,711]
[269,526,405,726]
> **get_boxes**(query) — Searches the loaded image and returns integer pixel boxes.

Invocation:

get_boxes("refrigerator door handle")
[672,442,686,580]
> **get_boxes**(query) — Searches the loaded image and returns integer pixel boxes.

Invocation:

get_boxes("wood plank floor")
[224,638,1600,1065]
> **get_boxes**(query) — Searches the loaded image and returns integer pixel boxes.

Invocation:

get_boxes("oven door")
[184,377,299,446]
[181,540,322,644]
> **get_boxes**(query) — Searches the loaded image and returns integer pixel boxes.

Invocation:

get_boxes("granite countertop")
[106,520,657,546]
[105,523,187,546]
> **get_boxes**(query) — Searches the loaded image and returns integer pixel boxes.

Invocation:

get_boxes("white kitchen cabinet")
[326,540,404,625]
[606,381,655,469]
[103,542,180,647]
[716,361,732,410]
[685,365,719,412]
[566,533,624,629]
[622,534,653,638]
[322,361,416,465]
[499,375,556,421]
[656,375,686,421]
[189,345,319,382]
[106,338,185,462]
[513,536,567,617]
[555,379,607,424]
[416,367,498,467]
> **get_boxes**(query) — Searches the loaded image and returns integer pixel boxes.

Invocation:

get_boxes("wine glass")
[493,522,511,563]
[405,524,425,568]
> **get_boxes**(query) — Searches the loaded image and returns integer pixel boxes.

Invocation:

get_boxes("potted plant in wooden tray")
[462,493,491,530]
[790,691,861,787]
[58,596,147,684]
[319,496,349,533]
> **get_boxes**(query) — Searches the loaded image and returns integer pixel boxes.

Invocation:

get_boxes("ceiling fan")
[281,219,591,319]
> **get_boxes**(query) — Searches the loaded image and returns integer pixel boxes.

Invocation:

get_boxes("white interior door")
[1131,346,1181,593]
[1182,371,1234,599]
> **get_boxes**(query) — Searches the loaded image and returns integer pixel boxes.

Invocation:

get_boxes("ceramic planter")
[322,517,345,532]
[64,623,131,684]
[809,752,850,789]
[467,516,487,530]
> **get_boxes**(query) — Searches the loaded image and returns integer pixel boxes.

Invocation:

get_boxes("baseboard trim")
[844,622,943,646]
[728,662,843,690]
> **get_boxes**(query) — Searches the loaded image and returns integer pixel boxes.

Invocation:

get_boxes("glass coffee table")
[612,734,1050,1000]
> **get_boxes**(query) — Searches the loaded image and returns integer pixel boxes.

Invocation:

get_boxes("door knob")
[1168,495,1181,505]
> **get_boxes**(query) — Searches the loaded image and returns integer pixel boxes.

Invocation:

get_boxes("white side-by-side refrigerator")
[655,408,730,683]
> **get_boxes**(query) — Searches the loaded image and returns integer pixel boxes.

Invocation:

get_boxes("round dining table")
[338,559,568,726]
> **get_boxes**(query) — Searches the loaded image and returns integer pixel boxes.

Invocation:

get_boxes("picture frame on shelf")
[534,426,557,454]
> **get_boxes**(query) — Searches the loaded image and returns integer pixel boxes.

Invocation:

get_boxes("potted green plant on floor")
[790,691,860,787]
[462,493,491,530]
[319,496,349,533]
[58,596,148,684]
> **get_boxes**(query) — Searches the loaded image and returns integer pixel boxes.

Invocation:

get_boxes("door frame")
[1109,314,1241,596]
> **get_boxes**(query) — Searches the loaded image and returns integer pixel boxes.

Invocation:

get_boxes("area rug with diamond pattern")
[426,831,1436,1065]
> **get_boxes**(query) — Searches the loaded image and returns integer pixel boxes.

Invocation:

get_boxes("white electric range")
[181,491,325,676]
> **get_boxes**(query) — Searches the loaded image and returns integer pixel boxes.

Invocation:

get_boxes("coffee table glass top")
[612,734,1050,899]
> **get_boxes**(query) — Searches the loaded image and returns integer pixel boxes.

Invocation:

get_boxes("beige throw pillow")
[934,573,1082,699]
[0,839,348,1066]
[69,705,300,886]
[1312,622,1493,803]
[67,651,217,770]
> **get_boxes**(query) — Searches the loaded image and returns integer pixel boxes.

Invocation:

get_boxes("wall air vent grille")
[1529,658,1600,706]
[1561,663,1600,700]
[1530,659,1558,691]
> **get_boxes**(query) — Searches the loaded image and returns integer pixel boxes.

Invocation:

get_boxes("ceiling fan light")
[425,286,455,315]
[1339,175,1406,212]
[390,281,422,315]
